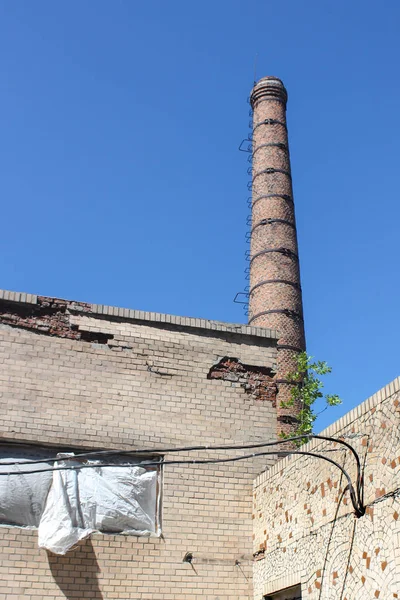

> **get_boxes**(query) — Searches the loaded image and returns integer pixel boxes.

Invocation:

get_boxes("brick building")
[0,76,398,600]
[0,290,280,599]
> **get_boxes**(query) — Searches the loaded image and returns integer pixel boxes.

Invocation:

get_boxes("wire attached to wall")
[0,434,365,517]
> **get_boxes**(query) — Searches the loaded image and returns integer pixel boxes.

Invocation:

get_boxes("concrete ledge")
[0,289,38,305]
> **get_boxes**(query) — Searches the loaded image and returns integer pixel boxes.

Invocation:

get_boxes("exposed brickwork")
[253,377,400,599]
[0,296,112,343]
[249,77,306,437]
[208,357,277,404]
[0,292,279,599]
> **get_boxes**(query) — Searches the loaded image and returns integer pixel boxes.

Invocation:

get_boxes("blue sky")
[0,1,399,430]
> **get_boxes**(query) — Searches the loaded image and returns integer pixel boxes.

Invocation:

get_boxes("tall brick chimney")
[249,76,305,437]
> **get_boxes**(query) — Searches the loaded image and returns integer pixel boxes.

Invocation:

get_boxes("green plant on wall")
[281,351,342,440]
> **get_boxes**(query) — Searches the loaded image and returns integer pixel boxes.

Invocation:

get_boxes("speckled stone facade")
[249,77,306,437]
[253,377,400,599]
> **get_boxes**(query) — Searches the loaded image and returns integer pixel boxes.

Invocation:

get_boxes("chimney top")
[250,76,288,108]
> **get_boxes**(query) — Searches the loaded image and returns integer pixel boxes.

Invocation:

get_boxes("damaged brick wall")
[208,357,277,405]
[0,297,112,344]
[0,292,279,600]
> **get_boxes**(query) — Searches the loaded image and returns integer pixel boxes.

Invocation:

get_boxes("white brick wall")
[0,299,279,600]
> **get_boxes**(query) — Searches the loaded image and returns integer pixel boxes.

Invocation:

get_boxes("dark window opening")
[264,584,301,600]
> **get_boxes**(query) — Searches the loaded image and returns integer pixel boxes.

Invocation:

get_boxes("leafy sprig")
[280,352,342,442]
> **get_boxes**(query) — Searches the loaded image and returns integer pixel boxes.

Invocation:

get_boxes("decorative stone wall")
[0,289,279,600]
[253,377,400,599]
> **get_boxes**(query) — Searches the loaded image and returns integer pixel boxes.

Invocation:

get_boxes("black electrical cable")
[0,435,359,471]
[0,448,364,517]
[0,434,364,515]
[0,434,357,466]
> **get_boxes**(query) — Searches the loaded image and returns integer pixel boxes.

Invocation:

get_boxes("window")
[0,445,162,554]
[264,585,301,600]
[0,445,54,528]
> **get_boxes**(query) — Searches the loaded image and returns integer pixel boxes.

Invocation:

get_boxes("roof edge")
[0,288,278,341]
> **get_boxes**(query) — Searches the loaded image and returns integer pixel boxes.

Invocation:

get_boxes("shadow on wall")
[47,539,103,599]
[318,455,360,600]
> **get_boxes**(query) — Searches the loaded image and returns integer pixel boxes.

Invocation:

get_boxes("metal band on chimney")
[248,76,306,437]
[252,168,292,181]
[248,309,304,325]
[253,143,288,157]
[250,80,288,107]
[277,344,305,353]
[251,219,296,233]
[249,279,301,295]
[250,247,299,264]
[253,119,287,132]
[252,194,293,208]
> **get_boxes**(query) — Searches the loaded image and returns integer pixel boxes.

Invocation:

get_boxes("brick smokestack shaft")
[249,76,306,437]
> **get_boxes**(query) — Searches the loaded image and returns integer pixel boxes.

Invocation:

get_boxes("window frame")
[0,442,163,536]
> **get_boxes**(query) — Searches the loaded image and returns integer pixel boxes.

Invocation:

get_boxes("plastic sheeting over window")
[0,447,54,527]
[0,447,161,554]
[38,454,160,554]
